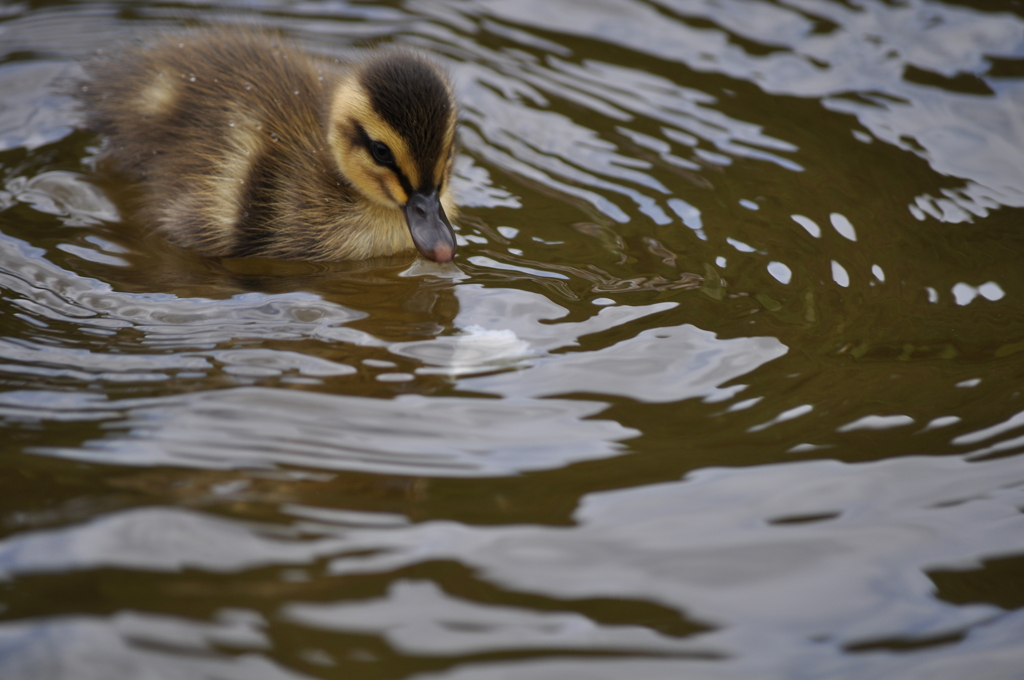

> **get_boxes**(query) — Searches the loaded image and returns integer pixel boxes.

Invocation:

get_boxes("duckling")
[80,30,458,263]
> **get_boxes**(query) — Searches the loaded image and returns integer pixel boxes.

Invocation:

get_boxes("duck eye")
[370,141,394,165]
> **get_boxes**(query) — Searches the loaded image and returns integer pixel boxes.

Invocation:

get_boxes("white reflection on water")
[951,281,1006,306]
[30,387,639,476]
[394,284,677,371]
[286,580,702,656]
[955,406,1024,460]
[393,285,786,402]
[458,321,785,403]
[0,612,305,680]
[837,414,915,432]
[398,325,532,377]
[0,506,348,578]
[747,403,813,433]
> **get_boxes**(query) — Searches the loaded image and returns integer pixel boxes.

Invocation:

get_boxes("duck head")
[327,49,458,263]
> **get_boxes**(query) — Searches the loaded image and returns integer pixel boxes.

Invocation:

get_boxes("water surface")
[2,1,1024,678]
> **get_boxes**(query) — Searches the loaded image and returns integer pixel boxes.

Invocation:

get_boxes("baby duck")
[80,30,459,263]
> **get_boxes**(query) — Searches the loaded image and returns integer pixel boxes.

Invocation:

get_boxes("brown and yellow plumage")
[80,30,459,262]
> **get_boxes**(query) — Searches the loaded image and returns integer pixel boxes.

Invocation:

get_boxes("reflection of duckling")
[81,30,458,262]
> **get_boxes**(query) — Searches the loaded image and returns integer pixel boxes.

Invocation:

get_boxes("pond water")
[2,0,1024,678]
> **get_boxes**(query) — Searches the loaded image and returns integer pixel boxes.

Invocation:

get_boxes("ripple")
[0,613,307,680]
[0,505,347,578]
[459,322,786,403]
[33,386,639,477]
[2,452,1022,675]
[284,580,705,657]
[314,453,1024,674]
[0,231,373,356]
[6,172,120,226]
[0,62,79,152]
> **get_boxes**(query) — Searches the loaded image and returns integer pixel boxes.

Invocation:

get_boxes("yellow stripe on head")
[327,77,416,207]
[353,50,456,191]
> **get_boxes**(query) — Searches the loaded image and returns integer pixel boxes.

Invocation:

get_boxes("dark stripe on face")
[358,52,452,192]
[352,122,413,198]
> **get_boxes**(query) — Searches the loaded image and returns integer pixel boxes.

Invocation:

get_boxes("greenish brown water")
[2,1,1024,678]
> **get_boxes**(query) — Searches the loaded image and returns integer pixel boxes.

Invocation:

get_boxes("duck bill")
[403,189,456,263]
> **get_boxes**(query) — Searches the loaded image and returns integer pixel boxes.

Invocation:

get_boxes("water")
[2,0,1024,678]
